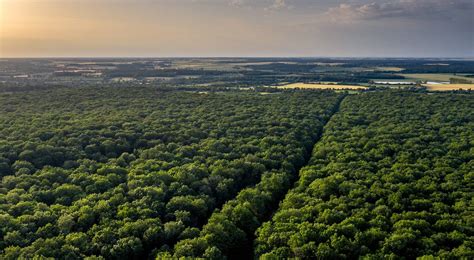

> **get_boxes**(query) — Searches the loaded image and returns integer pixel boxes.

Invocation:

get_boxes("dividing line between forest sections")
[237,94,349,259]
[168,93,350,259]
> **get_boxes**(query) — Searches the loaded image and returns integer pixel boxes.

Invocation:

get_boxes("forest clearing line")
[169,93,350,258]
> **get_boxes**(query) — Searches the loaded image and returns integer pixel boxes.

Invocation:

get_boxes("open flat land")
[423,84,474,91]
[374,66,405,72]
[278,83,367,90]
[400,73,473,82]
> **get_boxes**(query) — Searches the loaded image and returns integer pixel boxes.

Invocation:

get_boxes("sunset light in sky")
[0,0,473,57]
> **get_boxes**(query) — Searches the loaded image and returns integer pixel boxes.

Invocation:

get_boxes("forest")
[0,86,472,259]
[255,92,473,259]
[0,87,342,258]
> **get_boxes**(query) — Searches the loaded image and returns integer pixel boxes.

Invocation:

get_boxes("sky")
[0,0,473,58]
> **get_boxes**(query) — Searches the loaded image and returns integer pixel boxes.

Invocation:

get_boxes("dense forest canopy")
[255,92,474,259]
[0,87,343,259]
[0,85,472,259]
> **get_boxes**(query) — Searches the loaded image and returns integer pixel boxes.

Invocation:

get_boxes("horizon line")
[1,56,474,60]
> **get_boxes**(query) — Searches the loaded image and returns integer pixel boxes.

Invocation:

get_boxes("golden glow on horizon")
[0,0,283,57]
[0,0,472,57]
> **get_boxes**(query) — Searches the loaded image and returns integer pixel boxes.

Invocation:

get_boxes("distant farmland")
[400,73,473,82]
[278,83,367,90]
[374,66,405,72]
[423,84,473,91]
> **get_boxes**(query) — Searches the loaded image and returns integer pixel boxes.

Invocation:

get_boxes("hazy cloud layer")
[1,0,473,57]
[227,0,291,11]
[229,0,245,7]
[325,0,474,22]
[265,0,290,11]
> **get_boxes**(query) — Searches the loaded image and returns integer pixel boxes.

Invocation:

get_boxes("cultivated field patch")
[400,73,473,82]
[423,84,474,91]
[278,83,367,90]
[374,66,405,72]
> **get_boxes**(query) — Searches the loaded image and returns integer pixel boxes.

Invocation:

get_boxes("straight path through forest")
[232,94,350,259]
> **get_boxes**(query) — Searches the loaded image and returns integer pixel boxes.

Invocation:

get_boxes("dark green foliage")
[0,86,342,259]
[169,96,345,258]
[255,92,474,259]
[1,87,472,259]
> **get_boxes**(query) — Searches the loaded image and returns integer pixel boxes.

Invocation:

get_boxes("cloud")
[265,0,288,11]
[226,0,292,11]
[325,0,473,23]
[229,0,245,7]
